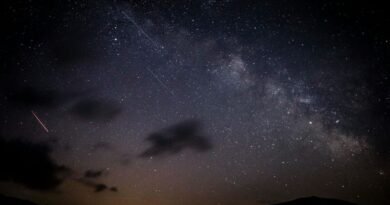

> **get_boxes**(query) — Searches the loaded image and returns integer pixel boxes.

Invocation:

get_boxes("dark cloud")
[78,169,117,193]
[7,86,70,108]
[50,27,97,65]
[84,170,104,178]
[139,120,212,158]
[119,154,131,166]
[91,141,113,152]
[77,179,118,193]
[70,99,121,121]
[273,196,356,205]
[94,184,108,192]
[0,136,70,191]
[0,194,39,205]
[109,187,118,192]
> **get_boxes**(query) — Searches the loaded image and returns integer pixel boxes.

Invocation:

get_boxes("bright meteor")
[31,110,49,133]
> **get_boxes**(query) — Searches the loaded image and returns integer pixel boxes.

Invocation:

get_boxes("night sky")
[0,0,389,205]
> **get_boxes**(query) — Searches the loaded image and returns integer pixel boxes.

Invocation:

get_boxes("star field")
[0,1,389,205]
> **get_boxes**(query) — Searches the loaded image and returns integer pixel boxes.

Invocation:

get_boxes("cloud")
[94,184,108,192]
[0,194,40,205]
[77,179,118,193]
[6,87,122,123]
[273,196,356,205]
[91,141,113,152]
[84,169,105,178]
[109,187,118,192]
[0,136,70,191]
[139,120,212,158]
[119,154,131,166]
[70,99,121,121]
[49,27,97,65]
[78,168,117,193]
[7,86,72,108]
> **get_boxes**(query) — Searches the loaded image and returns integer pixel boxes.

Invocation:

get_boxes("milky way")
[0,1,389,205]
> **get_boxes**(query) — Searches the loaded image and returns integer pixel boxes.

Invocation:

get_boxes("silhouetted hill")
[274,196,356,205]
[0,194,39,205]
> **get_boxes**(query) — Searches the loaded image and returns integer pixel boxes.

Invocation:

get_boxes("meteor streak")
[145,67,175,96]
[119,8,174,96]
[31,110,49,133]
[120,10,162,50]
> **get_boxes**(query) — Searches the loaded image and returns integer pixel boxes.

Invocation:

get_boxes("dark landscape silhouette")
[273,196,356,205]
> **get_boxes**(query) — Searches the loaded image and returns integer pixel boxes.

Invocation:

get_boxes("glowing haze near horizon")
[0,0,389,205]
